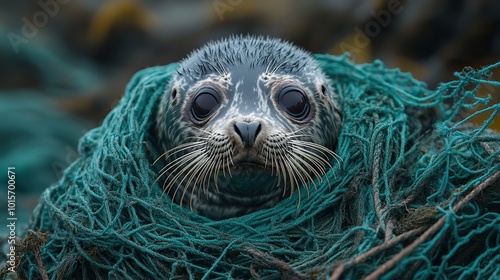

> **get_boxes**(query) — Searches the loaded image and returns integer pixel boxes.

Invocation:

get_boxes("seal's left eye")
[191,89,220,121]
[278,87,310,121]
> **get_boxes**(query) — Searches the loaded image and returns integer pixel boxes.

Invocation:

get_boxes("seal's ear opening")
[171,88,178,106]
[321,85,327,96]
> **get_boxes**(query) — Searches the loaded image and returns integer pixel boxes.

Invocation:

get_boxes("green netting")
[3,54,500,279]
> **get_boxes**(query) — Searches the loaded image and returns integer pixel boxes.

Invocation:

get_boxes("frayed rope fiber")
[6,55,500,279]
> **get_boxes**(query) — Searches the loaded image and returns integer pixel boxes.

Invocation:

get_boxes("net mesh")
[3,54,499,279]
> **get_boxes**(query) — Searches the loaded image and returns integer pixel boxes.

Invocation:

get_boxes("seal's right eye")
[278,87,310,121]
[191,89,220,121]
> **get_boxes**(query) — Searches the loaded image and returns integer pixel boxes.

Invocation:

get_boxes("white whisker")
[153,141,204,165]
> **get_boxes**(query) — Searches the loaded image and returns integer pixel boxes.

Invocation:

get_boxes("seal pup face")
[155,36,342,220]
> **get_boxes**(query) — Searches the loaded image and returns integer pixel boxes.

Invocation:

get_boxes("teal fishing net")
[3,55,500,279]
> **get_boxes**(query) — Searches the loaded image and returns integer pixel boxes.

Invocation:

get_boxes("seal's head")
[155,36,341,220]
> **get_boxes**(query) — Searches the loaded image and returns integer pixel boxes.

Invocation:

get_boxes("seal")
[155,36,342,220]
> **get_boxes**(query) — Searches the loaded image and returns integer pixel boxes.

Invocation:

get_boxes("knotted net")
[3,54,499,279]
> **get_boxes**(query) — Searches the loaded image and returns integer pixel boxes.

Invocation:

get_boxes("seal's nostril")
[234,121,261,148]
[254,122,262,137]
[234,123,243,141]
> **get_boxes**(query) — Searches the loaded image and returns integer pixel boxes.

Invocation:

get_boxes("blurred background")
[0,0,499,234]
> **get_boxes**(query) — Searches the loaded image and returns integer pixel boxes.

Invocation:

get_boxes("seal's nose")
[234,121,261,148]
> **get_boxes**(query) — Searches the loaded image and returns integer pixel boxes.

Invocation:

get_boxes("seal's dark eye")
[191,89,220,121]
[279,88,310,120]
